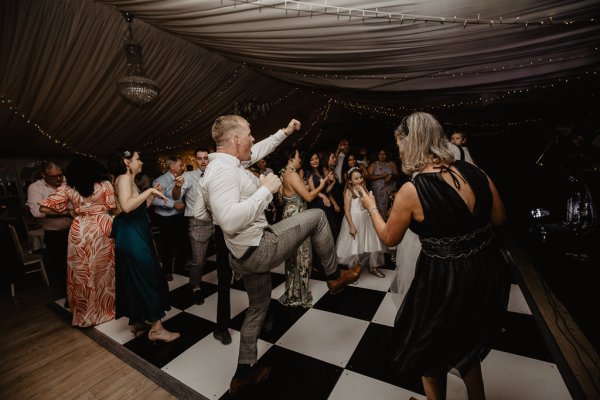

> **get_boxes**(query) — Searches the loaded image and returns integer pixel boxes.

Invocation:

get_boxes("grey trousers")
[188,218,214,287]
[230,208,336,364]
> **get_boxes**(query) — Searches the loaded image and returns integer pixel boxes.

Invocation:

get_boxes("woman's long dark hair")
[64,157,110,197]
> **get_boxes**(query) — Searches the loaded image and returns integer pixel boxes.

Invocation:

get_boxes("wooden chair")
[7,224,49,296]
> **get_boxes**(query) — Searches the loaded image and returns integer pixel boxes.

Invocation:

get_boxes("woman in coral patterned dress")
[40,158,116,327]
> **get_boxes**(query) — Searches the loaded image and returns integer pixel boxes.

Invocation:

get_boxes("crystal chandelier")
[117,12,159,106]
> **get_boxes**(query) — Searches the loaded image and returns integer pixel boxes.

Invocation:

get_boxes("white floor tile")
[94,308,181,344]
[371,292,400,327]
[329,370,425,400]
[202,269,219,285]
[270,278,329,306]
[271,262,285,275]
[186,288,248,322]
[507,284,532,315]
[54,297,68,310]
[95,317,137,344]
[276,308,369,367]
[163,330,272,399]
[168,273,189,291]
[353,267,395,292]
[482,350,571,400]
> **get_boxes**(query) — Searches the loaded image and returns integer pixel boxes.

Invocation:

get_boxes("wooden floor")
[0,279,176,400]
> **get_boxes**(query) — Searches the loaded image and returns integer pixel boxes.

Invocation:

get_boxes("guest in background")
[360,112,509,400]
[134,173,152,191]
[255,158,274,176]
[341,152,369,184]
[109,150,179,342]
[321,150,343,238]
[278,148,332,307]
[450,130,475,164]
[27,161,71,295]
[40,157,116,327]
[368,149,398,218]
[182,148,212,305]
[152,156,187,280]
[306,152,336,237]
[336,167,386,278]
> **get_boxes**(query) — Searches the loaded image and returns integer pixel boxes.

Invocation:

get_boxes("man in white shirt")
[201,115,359,394]
[26,161,72,295]
[182,148,212,305]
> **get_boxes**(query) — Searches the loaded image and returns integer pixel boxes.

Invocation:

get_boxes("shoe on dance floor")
[213,329,232,345]
[229,366,271,395]
[148,329,180,343]
[327,269,359,294]
[368,267,386,278]
[192,289,204,305]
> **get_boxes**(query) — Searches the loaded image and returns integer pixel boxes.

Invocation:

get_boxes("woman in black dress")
[359,112,510,400]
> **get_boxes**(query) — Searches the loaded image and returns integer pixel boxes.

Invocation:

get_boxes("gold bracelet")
[367,207,378,216]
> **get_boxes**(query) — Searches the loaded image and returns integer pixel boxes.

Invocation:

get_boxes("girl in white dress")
[336,168,386,278]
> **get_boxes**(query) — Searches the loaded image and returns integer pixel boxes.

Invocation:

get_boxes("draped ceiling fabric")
[1,0,599,157]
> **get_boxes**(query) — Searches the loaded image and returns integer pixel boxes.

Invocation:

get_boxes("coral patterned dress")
[41,181,116,327]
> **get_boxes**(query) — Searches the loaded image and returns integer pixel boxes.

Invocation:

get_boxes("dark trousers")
[215,226,232,332]
[156,213,187,275]
[43,228,69,294]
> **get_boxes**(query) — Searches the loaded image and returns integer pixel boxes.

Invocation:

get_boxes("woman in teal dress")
[278,149,332,307]
[108,150,180,343]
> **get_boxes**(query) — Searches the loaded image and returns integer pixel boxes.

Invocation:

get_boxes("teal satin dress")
[112,203,171,324]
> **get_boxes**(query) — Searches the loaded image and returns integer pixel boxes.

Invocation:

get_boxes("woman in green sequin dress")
[278,149,332,307]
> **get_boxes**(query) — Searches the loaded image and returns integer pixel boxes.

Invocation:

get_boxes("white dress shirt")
[201,129,287,258]
[26,179,72,231]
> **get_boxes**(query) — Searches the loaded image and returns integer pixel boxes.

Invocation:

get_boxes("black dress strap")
[434,165,466,189]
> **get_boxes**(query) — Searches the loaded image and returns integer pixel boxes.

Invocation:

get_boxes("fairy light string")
[0,95,95,157]
[226,0,598,28]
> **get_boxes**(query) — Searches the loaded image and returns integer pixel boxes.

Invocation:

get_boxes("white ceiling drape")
[1,0,598,157]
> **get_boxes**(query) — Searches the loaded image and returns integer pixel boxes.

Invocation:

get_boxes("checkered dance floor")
[52,254,572,399]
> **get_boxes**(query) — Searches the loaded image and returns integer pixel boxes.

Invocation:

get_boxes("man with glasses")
[26,161,72,298]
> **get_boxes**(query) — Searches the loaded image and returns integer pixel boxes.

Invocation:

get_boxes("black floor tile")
[124,311,215,368]
[494,311,554,362]
[345,322,424,395]
[169,282,218,310]
[218,345,343,400]
[313,286,386,321]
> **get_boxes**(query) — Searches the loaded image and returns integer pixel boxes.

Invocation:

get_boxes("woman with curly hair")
[40,157,116,327]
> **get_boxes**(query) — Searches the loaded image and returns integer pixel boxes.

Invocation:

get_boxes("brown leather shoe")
[349,264,362,277]
[327,269,359,294]
[229,366,271,395]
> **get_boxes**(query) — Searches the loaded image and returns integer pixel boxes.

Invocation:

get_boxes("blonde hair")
[396,112,454,175]
[211,115,250,146]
